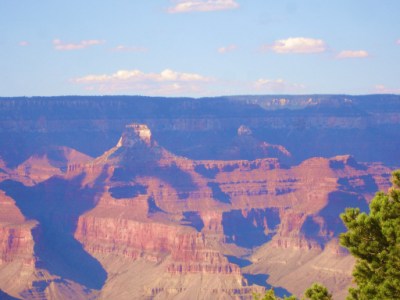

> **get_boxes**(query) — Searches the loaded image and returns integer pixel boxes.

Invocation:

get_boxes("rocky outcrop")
[0,224,35,265]
[0,191,37,298]
[0,191,35,265]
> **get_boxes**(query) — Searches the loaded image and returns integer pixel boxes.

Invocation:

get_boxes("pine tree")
[304,283,332,300]
[253,289,296,300]
[340,170,400,299]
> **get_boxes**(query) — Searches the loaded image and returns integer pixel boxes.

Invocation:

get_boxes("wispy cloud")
[19,41,29,47]
[375,84,400,94]
[217,44,237,54]
[336,50,369,59]
[263,37,327,54]
[111,45,148,53]
[167,0,239,13]
[73,69,212,95]
[254,78,305,92]
[53,39,105,51]
[397,39,400,45]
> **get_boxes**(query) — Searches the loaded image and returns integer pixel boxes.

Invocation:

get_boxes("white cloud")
[263,37,327,54]
[167,0,239,13]
[75,69,210,83]
[111,45,148,52]
[336,50,369,59]
[375,84,400,94]
[254,78,305,92]
[73,69,212,95]
[218,44,237,54]
[19,41,29,47]
[53,39,105,51]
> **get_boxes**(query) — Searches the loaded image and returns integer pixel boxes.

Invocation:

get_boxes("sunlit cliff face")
[117,124,152,147]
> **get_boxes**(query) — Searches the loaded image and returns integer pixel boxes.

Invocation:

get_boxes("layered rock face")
[0,191,37,298]
[0,95,398,299]
[0,192,35,265]
[1,123,385,299]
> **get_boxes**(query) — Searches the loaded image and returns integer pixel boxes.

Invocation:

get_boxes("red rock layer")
[0,192,35,265]
[75,215,239,275]
[0,123,395,299]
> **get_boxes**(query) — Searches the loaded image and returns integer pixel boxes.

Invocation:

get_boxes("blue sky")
[1,0,399,97]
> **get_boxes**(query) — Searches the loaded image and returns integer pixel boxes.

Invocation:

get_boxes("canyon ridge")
[0,95,399,299]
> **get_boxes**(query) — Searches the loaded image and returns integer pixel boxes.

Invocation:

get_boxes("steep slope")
[14,146,92,185]
[0,190,36,298]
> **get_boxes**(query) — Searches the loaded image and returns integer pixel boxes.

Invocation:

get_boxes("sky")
[1,0,399,97]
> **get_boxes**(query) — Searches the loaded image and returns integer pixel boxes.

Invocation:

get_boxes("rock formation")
[0,95,398,299]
